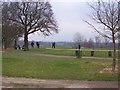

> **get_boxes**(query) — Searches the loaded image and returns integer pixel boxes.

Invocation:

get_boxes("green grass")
[30,47,75,56]
[29,46,118,58]
[37,45,71,49]
[2,50,118,81]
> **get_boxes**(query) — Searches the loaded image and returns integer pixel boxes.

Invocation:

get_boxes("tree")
[83,39,88,48]
[103,36,110,48]
[85,0,118,71]
[5,2,58,51]
[88,38,94,48]
[73,32,84,48]
[95,36,101,48]
[2,3,23,49]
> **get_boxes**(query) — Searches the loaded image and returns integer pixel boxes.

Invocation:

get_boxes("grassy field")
[2,49,118,81]
[29,46,118,58]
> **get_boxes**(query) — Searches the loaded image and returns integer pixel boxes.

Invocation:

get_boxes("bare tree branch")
[84,0,118,72]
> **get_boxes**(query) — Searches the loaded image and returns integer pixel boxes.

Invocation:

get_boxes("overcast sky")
[27,0,110,42]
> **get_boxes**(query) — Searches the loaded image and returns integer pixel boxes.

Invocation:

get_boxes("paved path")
[2,77,118,88]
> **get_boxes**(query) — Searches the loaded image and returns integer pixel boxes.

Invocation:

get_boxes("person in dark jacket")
[78,44,81,50]
[52,42,56,48]
[31,41,34,48]
[36,42,40,48]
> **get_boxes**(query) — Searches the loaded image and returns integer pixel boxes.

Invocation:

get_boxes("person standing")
[78,44,81,50]
[36,42,40,48]
[31,41,34,48]
[53,42,55,48]
[52,42,56,48]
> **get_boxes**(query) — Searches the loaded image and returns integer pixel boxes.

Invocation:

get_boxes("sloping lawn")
[2,50,118,81]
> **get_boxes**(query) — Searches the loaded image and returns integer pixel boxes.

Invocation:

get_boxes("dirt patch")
[99,66,118,74]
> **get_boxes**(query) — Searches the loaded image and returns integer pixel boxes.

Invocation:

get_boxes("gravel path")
[2,77,118,88]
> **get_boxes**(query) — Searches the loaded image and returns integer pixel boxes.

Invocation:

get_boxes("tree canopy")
[2,2,58,50]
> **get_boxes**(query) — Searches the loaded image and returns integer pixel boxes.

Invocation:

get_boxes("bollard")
[108,51,112,57]
[91,51,94,56]
[75,50,80,58]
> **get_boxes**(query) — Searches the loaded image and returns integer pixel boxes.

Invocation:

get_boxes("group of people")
[14,41,40,50]
[14,41,56,50]
[31,41,40,48]
[31,41,56,48]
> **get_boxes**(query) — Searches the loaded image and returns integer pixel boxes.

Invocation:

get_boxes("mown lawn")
[30,46,118,58]
[2,50,118,81]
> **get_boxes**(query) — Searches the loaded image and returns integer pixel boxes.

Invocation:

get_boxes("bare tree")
[73,32,84,48]
[5,2,58,51]
[84,0,118,72]
[83,39,88,48]
[103,36,110,48]
[95,36,101,48]
[88,38,94,48]
[2,3,23,49]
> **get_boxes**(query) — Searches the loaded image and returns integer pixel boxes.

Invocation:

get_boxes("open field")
[2,49,118,81]
[30,46,118,58]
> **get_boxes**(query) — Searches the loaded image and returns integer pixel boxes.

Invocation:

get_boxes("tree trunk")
[4,39,8,49]
[112,34,116,72]
[14,39,17,49]
[3,38,8,50]
[24,33,29,51]
[3,38,14,49]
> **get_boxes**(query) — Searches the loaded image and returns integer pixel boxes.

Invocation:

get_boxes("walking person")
[52,42,56,48]
[31,41,34,48]
[36,42,40,48]
[78,44,81,50]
